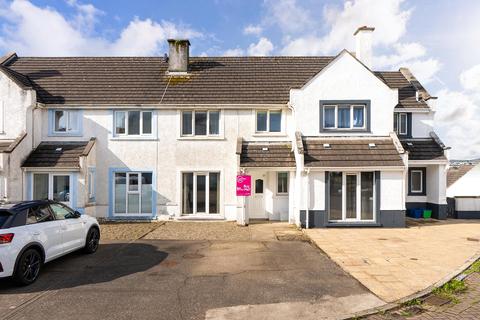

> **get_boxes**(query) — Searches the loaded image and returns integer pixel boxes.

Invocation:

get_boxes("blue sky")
[0,0,479,158]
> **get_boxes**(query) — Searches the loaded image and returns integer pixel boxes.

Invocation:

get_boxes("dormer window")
[320,101,370,132]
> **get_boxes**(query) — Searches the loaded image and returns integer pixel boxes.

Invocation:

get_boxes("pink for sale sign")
[236,175,251,196]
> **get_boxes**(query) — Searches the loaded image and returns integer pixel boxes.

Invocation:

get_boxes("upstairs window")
[49,110,82,135]
[320,101,369,132]
[181,110,220,136]
[256,110,282,133]
[394,112,408,136]
[114,110,153,136]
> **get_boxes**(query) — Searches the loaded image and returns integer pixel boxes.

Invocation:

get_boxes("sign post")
[236,174,251,226]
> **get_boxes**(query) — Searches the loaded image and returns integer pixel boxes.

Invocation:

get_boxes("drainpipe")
[287,102,296,151]
[305,168,310,229]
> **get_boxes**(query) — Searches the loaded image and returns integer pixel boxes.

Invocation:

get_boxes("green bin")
[423,209,432,219]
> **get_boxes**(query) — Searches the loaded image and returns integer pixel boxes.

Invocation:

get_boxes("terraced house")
[0,26,448,227]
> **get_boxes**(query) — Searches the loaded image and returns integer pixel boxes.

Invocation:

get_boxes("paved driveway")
[0,239,382,320]
[306,219,480,303]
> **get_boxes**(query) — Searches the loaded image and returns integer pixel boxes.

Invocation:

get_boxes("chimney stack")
[167,39,190,74]
[354,26,374,69]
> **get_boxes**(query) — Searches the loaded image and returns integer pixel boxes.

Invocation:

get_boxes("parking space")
[0,238,382,320]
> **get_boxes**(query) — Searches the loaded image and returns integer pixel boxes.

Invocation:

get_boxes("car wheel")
[14,248,42,285]
[84,227,100,254]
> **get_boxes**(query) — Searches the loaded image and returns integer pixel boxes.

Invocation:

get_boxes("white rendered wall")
[308,171,325,211]
[380,171,405,210]
[447,164,480,197]
[411,112,434,137]
[36,106,292,219]
[291,52,398,136]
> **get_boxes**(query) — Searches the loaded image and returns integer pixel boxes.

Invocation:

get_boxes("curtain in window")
[353,107,364,127]
[338,107,350,128]
[324,107,335,128]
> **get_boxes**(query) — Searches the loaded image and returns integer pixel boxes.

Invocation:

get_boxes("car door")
[49,203,85,252]
[25,205,65,261]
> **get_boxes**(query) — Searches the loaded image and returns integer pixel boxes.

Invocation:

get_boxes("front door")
[248,173,267,219]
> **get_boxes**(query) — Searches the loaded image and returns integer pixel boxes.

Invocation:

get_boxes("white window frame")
[32,173,72,206]
[395,113,408,135]
[329,172,376,222]
[114,110,153,137]
[276,172,289,195]
[410,170,423,193]
[323,105,366,130]
[87,168,96,202]
[181,171,220,215]
[255,109,282,133]
[113,171,153,216]
[53,110,81,134]
[181,110,221,137]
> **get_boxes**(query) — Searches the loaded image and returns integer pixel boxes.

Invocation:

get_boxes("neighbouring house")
[0,26,449,228]
[447,161,480,219]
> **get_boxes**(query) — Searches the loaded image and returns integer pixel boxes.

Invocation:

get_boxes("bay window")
[114,110,153,136]
[256,110,282,133]
[181,110,220,136]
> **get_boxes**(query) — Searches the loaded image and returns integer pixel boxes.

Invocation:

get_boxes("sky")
[0,0,479,159]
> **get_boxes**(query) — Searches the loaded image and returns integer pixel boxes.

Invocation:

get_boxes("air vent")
[262,147,269,151]
[323,143,331,149]
[368,143,376,148]
[407,142,413,146]
[55,147,62,152]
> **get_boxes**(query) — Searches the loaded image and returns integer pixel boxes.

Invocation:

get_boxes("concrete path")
[305,219,480,302]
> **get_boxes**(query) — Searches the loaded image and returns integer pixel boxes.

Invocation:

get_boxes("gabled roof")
[22,138,95,168]
[2,55,430,107]
[447,164,477,187]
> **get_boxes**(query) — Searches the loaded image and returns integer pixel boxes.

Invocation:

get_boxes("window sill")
[408,192,426,196]
[48,132,83,137]
[110,136,157,141]
[178,214,223,220]
[252,133,287,137]
[177,136,225,141]
[320,129,370,133]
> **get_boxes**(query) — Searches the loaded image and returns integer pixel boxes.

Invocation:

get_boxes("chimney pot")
[167,39,190,74]
[354,26,374,69]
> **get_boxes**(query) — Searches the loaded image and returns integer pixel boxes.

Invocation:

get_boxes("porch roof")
[22,138,95,168]
[400,137,447,161]
[303,137,405,167]
[239,141,295,168]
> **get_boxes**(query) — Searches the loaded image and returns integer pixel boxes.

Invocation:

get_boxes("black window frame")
[319,100,371,133]
[408,167,426,196]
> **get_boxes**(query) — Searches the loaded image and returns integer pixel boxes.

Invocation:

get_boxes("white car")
[0,200,100,285]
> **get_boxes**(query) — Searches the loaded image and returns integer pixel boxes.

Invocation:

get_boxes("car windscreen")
[0,210,12,228]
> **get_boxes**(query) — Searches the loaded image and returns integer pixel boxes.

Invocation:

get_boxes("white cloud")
[279,0,411,55]
[247,37,274,56]
[0,0,201,56]
[223,48,244,56]
[263,0,313,34]
[434,88,480,159]
[243,24,262,36]
[460,64,480,92]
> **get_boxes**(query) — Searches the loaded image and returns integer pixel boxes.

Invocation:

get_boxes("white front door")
[247,172,267,219]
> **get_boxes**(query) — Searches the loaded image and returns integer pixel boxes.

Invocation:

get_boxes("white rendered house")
[0,27,449,227]
[447,162,480,218]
